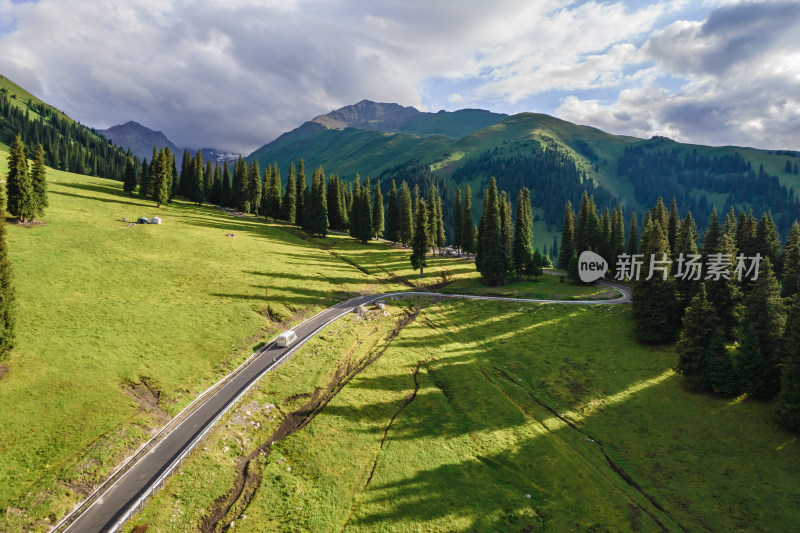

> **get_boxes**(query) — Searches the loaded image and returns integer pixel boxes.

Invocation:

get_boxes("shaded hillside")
[97,121,179,160]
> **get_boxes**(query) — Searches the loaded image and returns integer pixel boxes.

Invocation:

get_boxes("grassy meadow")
[127,298,800,532]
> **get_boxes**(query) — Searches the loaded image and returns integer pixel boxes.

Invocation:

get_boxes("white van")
[276,330,297,348]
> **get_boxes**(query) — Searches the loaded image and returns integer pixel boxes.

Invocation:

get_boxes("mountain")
[97,121,179,160]
[98,121,240,165]
[0,74,133,180]
[247,100,800,245]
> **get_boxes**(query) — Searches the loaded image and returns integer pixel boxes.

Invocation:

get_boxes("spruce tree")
[123,156,137,196]
[435,195,445,250]
[675,211,700,312]
[385,180,400,243]
[600,207,612,261]
[372,179,384,239]
[574,191,599,255]
[283,162,296,223]
[152,149,170,208]
[410,196,428,276]
[610,204,625,263]
[140,159,149,200]
[399,180,413,247]
[706,232,741,340]
[222,162,232,208]
[357,178,373,243]
[30,144,48,219]
[676,286,725,390]
[782,221,800,298]
[295,159,305,227]
[558,200,575,270]
[756,212,782,276]
[141,146,157,199]
[453,188,463,253]
[269,163,282,218]
[0,177,15,355]
[6,135,35,222]
[247,160,261,215]
[667,198,681,257]
[476,177,504,285]
[462,185,474,257]
[499,191,513,285]
[513,188,533,281]
[632,219,679,342]
[626,211,638,255]
[426,185,437,253]
[776,296,800,430]
[739,258,785,397]
[204,160,214,203]
[349,175,361,239]
[736,209,758,258]
[170,153,178,202]
[192,151,206,205]
[701,207,721,261]
[179,149,192,198]
[260,165,271,219]
[303,166,328,237]
[211,162,222,205]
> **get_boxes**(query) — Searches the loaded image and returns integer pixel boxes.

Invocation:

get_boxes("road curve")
[58,282,629,533]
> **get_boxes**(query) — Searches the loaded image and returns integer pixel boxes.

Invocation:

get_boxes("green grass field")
[0,157,459,530]
[126,298,800,532]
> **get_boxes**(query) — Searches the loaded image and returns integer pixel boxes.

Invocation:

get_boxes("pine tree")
[574,191,599,255]
[192,151,205,205]
[410,196,429,277]
[140,159,149,200]
[399,180,413,247]
[372,179,384,239]
[30,144,48,219]
[776,296,800,430]
[170,153,178,201]
[610,204,625,263]
[123,156,137,196]
[652,197,668,232]
[6,135,35,222]
[626,211,638,255]
[426,185,437,253]
[736,209,758,258]
[0,176,15,355]
[385,180,400,243]
[476,177,504,285]
[453,188,463,253]
[632,219,679,342]
[676,286,725,390]
[782,221,800,298]
[600,207,611,261]
[739,258,786,397]
[462,185,474,257]
[270,163,282,218]
[260,165,271,219]
[357,178,373,243]
[513,188,533,281]
[295,159,305,227]
[701,207,721,261]
[499,191,513,285]
[204,160,214,203]
[558,201,575,270]
[349,175,361,240]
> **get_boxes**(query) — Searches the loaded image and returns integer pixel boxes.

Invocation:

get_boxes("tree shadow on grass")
[49,189,146,209]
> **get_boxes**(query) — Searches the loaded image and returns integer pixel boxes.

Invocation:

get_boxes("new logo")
[578,251,607,283]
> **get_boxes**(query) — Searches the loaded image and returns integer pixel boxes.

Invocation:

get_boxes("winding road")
[57,279,630,533]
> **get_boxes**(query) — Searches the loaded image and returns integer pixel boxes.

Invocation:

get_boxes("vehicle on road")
[276,330,297,348]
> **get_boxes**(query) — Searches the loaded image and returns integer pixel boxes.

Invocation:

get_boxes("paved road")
[60,283,629,532]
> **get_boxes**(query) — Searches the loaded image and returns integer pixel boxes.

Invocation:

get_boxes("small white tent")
[149,217,162,224]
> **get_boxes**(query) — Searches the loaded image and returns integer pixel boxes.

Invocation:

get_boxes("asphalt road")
[60,284,629,532]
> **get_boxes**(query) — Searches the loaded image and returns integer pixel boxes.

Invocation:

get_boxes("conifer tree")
[6,135,35,222]
[513,188,533,281]
[632,219,679,342]
[349,175,361,239]
[706,232,741,340]
[179,149,192,198]
[558,201,575,270]
[385,180,400,243]
[355,178,373,243]
[600,207,612,260]
[723,207,738,239]
[152,149,170,208]
[675,211,700,312]
[435,195,445,250]
[123,156,137,196]
[701,207,721,261]
[283,162,296,224]
[192,151,206,205]
[453,188,463,252]
[610,204,625,263]
[204,160,214,202]
[782,221,800,298]
[410,196,428,276]
[222,161,232,208]
[426,185,437,253]
[776,296,800,430]
[736,209,758,258]
[626,211,638,255]
[399,180,413,247]
[295,160,305,227]
[372,179,384,239]
[676,286,725,390]
[141,146,157,200]
[270,163,282,218]
[462,185,474,257]
[476,177,504,285]
[0,176,15,356]
[574,191,599,255]
[140,159,149,200]
[170,153,178,201]
[30,144,48,219]
[303,166,328,237]
[639,211,652,251]
[739,258,785,397]
[247,160,261,215]
[667,198,680,257]
[260,165,271,219]
[756,212,782,276]
[499,191,513,284]
[551,234,559,263]
[652,197,668,232]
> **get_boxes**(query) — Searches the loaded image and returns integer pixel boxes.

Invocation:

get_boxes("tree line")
[560,192,800,430]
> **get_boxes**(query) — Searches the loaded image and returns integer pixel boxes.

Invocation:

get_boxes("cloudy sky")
[0,0,797,154]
